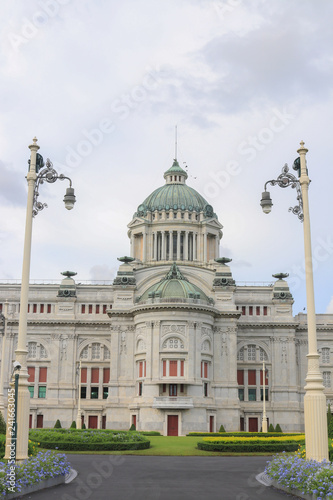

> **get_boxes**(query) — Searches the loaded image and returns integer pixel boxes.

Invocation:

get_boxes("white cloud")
[0,0,332,313]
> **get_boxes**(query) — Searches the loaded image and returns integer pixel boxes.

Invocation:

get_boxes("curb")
[4,468,77,499]
[256,472,317,500]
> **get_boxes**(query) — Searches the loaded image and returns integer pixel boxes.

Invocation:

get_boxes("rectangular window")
[81,305,86,314]
[163,360,167,377]
[47,304,51,313]
[91,387,99,399]
[81,368,87,383]
[103,387,108,399]
[204,382,208,397]
[28,386,34,398]
[88,304,93,314]
[169,384,177,396]
[248,369,256,385]
[81,387,87,399]
[260,388,269,401]
[237,369,244,385]
[242,306,246,315]
[139,361,143,378]
[180,384,184,393]
[28,367,35,383]
[249,306,253,316]
[260,369,269,385]
[138,382,143,396]
[91,368,99,383]
[323,371,331,388]
[39,367,47,383]
[256,306,260,315]
[263,306,267,316]
[248,388,256,401]
[40,304,44,313]
[169,360,177,376]
[162,384,166,393]
[322,348,330,364]
[38,386,46,398]
[103,305,107,314]
[238,388,244,401]
[103,368,110,384]
[33,304,37,313]
[180,360,184,377]
[27,304,30,313]
[96,304,100,314]
[201,361,208,379]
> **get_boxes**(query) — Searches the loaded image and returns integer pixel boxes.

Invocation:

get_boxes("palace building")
[0,159,332,435]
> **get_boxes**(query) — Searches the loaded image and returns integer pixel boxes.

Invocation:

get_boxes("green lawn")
[62,436,273,456]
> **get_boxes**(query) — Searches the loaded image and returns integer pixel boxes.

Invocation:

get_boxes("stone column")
[161,231,166,260]
[143,232,147,262]
[130,234,134,258]
[215,235,219,259]
[153,232,157,261]
[193,233,197,260]
[177,231,181,260]
[203,232,207,263]
[184,231,189,261]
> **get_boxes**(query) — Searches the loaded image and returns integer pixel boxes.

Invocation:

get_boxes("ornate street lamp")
[76,360,82,429]
[261,360,267,433]
[5,138,76,460]
[260,141,328,461]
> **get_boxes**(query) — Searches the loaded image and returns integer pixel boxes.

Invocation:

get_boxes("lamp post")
[76,360,82,429]
[5,138,76,460]
[260,141,328,461]
[262,360,267,433]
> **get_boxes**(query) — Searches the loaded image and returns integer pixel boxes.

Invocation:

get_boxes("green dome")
[138,263,212,304]
[135,160,216,218]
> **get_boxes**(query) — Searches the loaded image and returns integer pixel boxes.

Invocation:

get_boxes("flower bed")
[29,429,150,451]
[197,434,304,452]
[265,453,333,499]
[187,432,302,437]
[0,450,71,497]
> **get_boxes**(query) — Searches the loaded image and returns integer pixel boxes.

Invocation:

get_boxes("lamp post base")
[304,391,329,461]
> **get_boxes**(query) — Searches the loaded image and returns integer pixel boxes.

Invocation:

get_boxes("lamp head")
[13,360,21,371]
[260,191,273,214]
[63,187,76,210]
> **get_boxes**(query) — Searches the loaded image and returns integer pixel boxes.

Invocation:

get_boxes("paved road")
[22,455,293,500]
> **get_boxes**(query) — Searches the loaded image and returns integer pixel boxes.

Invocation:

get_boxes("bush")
[219,425,226,432]
[29,428,151,451]
[140,431,161,436]
[129,423,136,431]
[328,403,332,428]
[328,418,333,439]
[187,432,302,437]
[54,419,62,429]
[268,424,275,433]
[197,441,299,453]
[70,421,76,429]
[82,423,86,429]
[275,424,282,433]
[0,411,6,434]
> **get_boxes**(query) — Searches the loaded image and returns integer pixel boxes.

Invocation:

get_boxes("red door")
[209,416,214,433]
[36,415,43,428]
[249,417,258,432]
[132,415,137,428]
[167,415,178,436]
[88,416,98,429]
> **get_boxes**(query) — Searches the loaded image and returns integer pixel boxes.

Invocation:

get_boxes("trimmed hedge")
[197,441,299,453]
[139,431,161,436]
[36,440,150,451]
[187,432,301,437]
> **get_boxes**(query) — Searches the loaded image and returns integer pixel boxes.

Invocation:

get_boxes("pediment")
[203,218,223,229]
[128,217,146,228]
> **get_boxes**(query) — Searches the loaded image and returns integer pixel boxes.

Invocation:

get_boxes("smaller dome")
[138,263,211,304]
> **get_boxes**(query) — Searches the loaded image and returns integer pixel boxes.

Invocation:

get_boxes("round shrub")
[54,419,62,429]
[219,425,226,432]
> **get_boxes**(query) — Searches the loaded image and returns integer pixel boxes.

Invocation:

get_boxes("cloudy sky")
[0,0,332,315]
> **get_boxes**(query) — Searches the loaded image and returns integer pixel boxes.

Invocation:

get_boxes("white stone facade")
[0,161,332,434]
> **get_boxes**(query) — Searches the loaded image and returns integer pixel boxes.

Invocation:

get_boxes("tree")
[275,424,282,433]
[327,403,332,429]
[268,423,275,433]
[0,411,6,434]
[70,421,76,429]
[54,419,62,428]
[219,425,226,432]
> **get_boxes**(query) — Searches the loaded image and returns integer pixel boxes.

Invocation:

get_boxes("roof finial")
[175,125,177,160]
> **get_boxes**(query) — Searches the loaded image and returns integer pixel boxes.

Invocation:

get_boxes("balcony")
[152,396,194,409]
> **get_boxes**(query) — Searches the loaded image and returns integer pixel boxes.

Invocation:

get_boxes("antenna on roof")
[175,125,177,160]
